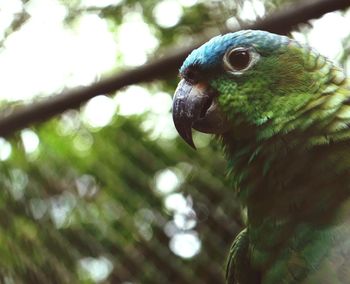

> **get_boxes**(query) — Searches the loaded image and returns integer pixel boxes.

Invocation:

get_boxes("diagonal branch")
[0,0,349,137]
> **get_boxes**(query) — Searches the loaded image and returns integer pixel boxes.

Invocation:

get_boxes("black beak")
[172,79,228,149]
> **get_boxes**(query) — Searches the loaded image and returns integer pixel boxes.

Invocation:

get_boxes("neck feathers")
[258,41,349,145]
[221,45,350,207]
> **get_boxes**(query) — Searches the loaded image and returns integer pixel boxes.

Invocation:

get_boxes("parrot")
[172,30,350,284]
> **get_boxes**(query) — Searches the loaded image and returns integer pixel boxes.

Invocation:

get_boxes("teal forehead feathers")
[180,30,290,73]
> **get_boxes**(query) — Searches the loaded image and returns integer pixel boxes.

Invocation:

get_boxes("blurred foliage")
[0,0,349,283]
[1,112,241,283]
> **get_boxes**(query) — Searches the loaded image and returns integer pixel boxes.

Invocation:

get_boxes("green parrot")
[172,30,350,284]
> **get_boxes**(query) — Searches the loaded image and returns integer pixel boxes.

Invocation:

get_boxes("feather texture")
[174,30,350,283]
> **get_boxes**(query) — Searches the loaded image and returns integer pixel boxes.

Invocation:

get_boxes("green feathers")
[173,30,350,284]
[212,43,347,138]
[218,37,350,284]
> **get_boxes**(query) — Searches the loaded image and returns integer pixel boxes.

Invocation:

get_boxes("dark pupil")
[229,50,250,70]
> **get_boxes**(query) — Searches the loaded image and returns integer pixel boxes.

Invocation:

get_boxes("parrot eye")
[223,47,259,74]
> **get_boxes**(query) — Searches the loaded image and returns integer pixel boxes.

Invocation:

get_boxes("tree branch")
[0,0,349,137]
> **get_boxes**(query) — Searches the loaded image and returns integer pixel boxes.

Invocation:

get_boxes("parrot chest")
[227,137,350,283]
[248,215,350,284]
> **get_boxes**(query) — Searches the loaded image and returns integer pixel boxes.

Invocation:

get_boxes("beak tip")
[173,122,197,150]
[186,137,197,150]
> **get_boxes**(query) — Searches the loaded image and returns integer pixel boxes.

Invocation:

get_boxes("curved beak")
[172,79,229,149]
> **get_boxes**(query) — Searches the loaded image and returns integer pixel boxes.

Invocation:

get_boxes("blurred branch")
[0,0,349,137]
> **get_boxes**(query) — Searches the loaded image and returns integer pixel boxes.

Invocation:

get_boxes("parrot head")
[173,30,322,148]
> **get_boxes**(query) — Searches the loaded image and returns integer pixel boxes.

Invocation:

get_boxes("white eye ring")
[223,47,260,75]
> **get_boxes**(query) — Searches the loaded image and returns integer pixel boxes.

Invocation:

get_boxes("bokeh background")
[0,0,349,283]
